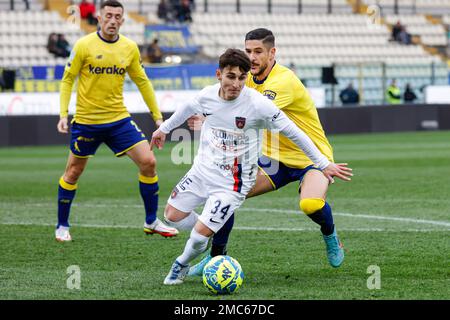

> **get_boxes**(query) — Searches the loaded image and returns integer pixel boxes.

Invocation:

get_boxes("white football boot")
[55,226,72,242]
[144,218,179,238]
[163,260,189,285]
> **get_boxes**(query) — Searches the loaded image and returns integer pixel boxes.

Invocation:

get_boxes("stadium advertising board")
[144,24,200,54]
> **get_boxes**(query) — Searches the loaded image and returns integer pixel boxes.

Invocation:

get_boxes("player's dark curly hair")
[219,49,251,73]
[100,0,124,10]
[245,28,275,48]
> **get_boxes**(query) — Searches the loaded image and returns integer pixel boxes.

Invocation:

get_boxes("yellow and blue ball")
[202,255,244,295]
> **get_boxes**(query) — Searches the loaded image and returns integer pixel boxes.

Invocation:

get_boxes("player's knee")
[163,206,179,223]
[65,166,84,182]
[138,156,157,175]
[300,198,325,215]
[145,156,157,170]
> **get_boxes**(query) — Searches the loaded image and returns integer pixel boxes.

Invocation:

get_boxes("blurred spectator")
[398,26,412,45]
[57,34,71,58]
[79,0,98,26]
[47,33,71,58]
[147,39,163,63]
[339,83,359,105]
[47,33,59,56]
[403,83,417,103]
[189,0,196,11]
[176,0,193,23]
[0,69,16,91]
[23,0,30,10]
[0,71,5,91]
[386,79,402,104]
[289,62,296,72]
[157,0,170,22]
[391,21,402,41]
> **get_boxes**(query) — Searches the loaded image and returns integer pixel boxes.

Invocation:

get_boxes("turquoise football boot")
[187,253,212,276]
[322,228,344,268]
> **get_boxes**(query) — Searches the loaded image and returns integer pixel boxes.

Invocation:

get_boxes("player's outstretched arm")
[187,114,205,131]
[322,163,353,184]
[150,129,166,150]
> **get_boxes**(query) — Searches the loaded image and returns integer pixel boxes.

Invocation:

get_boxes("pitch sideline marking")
[0,221,447,232]
[1,202,449,228]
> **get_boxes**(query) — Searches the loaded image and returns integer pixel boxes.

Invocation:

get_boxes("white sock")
[164,210,199,231]
[177,228,210,266]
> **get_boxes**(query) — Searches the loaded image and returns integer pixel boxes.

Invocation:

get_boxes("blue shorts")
[70,117,147,158]
[257,155,322,190]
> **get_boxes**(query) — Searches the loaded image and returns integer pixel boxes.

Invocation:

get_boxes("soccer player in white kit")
[150,49,351,285]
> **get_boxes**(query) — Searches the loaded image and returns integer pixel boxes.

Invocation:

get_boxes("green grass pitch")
[0,131,449,300]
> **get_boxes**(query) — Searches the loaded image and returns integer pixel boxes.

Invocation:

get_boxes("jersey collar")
[252,61,277,85]
[97,31,120,44]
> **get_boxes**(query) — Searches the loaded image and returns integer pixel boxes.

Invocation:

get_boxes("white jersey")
[160,83,330,195]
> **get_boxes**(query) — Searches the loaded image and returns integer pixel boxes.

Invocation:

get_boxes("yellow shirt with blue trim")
[62,32,162,125]
[246,63,334,169]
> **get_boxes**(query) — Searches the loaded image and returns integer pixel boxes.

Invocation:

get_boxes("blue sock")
[57,177,77,228]
[307,202,335,236]
[211,214,234,257]
[139,174,159,225]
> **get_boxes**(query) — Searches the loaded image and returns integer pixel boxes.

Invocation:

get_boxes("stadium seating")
[0,9,84,67]
[0,0,447,105]
[190,12,442,66]
[364,0,450,15]
[385,14,448,46]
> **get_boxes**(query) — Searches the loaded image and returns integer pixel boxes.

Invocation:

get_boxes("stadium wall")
[1,105,449,147]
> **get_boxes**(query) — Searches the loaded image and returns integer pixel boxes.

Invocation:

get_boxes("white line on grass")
[1,202,450,228]
[0,221,446,232]
[241,208,450,227]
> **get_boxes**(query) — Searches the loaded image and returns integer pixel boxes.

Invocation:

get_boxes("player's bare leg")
[300,169,344,268]
[56,153,89,242]
[127,141,157,176]
[127,142,178,237]
[63,152,89,184]
[163,204,199,231]
[246,169,276,198]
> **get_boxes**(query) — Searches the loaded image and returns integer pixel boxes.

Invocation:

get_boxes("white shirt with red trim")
[160,83,330,194]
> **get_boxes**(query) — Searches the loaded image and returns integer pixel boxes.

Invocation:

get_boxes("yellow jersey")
[62,32,162,125]
[246,63,334,169]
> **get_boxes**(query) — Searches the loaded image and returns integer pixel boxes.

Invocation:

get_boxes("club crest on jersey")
[235,117,246,129]
[263,90,277,100]
[170,187,179,199]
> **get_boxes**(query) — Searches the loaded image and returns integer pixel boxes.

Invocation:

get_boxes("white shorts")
[168,165,245,233]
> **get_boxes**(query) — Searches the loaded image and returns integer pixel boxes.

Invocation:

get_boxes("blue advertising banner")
[13,64,218,92]
[144,24,200,54]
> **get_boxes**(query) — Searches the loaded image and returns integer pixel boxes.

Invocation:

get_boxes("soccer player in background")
[184,28,352,273]
[55,0,178,241]
[153,49,352,285]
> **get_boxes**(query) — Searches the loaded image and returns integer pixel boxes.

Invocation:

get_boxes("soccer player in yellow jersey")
[55,0,178,241]
[187,28,353,273]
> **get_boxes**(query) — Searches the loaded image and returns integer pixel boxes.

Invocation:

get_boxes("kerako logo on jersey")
[235,117,246,129]
[263,90,277,100]
[88,64,126,75]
